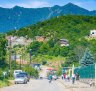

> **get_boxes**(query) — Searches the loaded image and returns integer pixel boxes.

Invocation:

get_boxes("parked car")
[14,70,22,78]
[15,74,27,84]
[19,72,30,82]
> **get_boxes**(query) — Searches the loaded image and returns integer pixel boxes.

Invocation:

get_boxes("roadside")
[0,79,12,88]
[58,78,96,91]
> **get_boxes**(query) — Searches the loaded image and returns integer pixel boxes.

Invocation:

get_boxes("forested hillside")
[8,15,96,66]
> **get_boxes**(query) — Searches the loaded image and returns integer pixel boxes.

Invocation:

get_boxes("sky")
[0,0,96,10]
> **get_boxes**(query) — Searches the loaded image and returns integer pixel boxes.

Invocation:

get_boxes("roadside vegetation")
[0,34,11,87]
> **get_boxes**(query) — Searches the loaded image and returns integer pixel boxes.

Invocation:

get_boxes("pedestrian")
[65,74,68,81]
[67,75,70,82]
[72,74,75,84]
[49,75,52,83]
[76,73,80,81]
[63,73,66,79]
[62,74,64,80]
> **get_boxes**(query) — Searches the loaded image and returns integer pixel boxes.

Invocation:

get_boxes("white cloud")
[20,1,51,8]
[73,2,83,6]
[0,1,51,8]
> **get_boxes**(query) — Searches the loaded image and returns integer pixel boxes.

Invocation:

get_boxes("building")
[35,36,46,42]
[60,39,69,47]
[90,30,96,38]
[6,36,32,47]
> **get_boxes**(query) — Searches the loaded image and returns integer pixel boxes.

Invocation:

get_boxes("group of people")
[62,73,80,84]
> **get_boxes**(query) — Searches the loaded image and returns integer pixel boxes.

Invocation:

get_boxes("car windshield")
[19,73,28,76]
[16,74,25,78]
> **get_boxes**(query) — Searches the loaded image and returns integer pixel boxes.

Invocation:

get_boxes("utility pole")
[29,49,32,65]
[9,36,12,77]
[20,55,21,69]
[14,50,17,69]
[95,63,96,86]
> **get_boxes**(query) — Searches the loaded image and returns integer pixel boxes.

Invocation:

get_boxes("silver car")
[15,74,27,84]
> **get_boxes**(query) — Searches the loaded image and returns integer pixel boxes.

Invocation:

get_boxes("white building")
[90,30,96,37]
[60,39,69,47]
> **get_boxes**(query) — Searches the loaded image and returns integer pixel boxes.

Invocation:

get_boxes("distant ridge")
[0,3,96,33]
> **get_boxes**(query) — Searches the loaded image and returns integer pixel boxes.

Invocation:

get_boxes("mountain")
[0,3,96,33]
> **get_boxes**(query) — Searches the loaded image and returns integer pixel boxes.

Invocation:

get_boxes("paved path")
[1,79,95,91]
[0,79,71,91]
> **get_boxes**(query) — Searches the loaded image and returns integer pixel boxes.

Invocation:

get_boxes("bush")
[23,65,39,78]
[42,60,47,65]
[57,68,62,76]
[0,69,3,80]
[0,79,11,88]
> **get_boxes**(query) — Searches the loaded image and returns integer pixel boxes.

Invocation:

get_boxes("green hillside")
[8,15,96,66]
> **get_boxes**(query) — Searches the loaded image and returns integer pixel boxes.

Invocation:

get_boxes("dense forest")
[8,15,96,66]
[0,34,8,69]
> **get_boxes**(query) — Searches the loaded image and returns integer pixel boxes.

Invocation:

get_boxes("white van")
[14,70,22,78]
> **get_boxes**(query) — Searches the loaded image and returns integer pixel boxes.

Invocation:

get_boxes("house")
[35,36,46,42]
[60,39,69,47]
[90,30,96,38]
[6,36,32,47]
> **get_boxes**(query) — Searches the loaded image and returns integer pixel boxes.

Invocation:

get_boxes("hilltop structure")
[90,30,96,38]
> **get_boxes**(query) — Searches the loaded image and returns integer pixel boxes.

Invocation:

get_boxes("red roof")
[47,68,58,71]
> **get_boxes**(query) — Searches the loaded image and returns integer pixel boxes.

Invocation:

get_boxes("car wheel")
[24,81,27,84]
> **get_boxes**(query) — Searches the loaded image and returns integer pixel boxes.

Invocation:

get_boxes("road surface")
[0,79,71,91]
[1,66,95,91]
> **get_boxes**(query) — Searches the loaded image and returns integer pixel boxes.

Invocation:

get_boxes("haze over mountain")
[0,3,96,33]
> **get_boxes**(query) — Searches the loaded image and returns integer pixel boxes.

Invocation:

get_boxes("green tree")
[0,69,3,79]
[80,48,94,66]
[53,43,60,56]
[0,34,7,69]
[23,65,39,78]
[28,41,42,55]
[60,47,69,57]
[39,43,50,54]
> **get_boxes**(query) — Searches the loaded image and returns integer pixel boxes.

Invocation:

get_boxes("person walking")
[49,75,52,83]
[72,74,75,84]
[62,74,64,80]
[76,73,80,81]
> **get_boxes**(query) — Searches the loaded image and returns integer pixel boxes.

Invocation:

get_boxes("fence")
[74,64,95,85]
[74,64,95,79]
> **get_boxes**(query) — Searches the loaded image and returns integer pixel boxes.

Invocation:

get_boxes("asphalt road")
[0,79,71,91]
